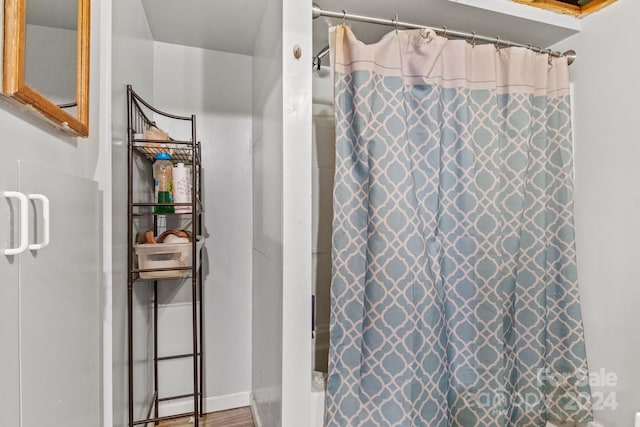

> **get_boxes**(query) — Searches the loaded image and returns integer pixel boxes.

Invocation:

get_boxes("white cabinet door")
[0,161,21,427]
[19,161,100,427]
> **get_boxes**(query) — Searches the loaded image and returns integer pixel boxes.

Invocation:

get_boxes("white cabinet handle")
[28,194,50,250]
[3,191,29,256]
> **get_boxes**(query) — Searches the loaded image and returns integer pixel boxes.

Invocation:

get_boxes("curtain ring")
[419,27,433,42]
[470,31,476,47]
[442,25,448,38]
[394,14,399,34]
[546,48,554,65]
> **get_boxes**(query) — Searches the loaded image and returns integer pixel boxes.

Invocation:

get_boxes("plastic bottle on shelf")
[173,163,192,213]
[153,153,174,214]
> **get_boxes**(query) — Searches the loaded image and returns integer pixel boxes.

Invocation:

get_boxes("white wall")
[151,40,253,412]
[251,0,313,425]
[252,0,284,423]
[552,3,640,426]
[111,0,155,425]
[281,0,313,423]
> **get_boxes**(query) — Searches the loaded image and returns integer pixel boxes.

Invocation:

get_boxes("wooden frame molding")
[2,0,91,137]
[513,0,617,18]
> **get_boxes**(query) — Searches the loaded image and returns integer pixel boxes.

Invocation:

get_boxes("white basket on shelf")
[134,236,204,279]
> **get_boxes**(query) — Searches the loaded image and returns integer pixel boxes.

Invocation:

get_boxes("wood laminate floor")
[157,407,255,427]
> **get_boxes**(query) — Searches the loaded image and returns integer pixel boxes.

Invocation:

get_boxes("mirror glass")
[3,0,90,137]
[25,0,78,116]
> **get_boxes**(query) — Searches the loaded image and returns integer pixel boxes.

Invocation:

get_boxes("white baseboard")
[158,391,251,418]
[250,393,263,427]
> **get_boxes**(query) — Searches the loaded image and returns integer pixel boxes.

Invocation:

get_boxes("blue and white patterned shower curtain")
[326,25,592,426]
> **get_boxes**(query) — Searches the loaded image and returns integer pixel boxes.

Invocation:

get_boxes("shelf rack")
[126,85,204,427]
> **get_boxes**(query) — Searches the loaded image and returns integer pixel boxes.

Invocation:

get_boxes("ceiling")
[141,0,268,56]
[140,0,580,57]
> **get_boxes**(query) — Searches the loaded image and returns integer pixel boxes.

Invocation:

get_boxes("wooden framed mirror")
[513,0,616,17]
[3,0,90,137]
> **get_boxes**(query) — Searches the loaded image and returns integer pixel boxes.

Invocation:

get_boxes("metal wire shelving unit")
[126,84,204,427]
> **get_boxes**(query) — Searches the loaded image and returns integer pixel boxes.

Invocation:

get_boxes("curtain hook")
[470,31,476,47]
[546,48,554,65]
[495,36,501,51]
[442,25,448,38]
[419,27,433,42]
[394,14,399,34]
[341,9,347,25]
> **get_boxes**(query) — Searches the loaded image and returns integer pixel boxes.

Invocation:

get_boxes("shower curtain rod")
[312,3,576,66]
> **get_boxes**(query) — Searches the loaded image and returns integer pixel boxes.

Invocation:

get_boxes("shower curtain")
[326,25,592,427]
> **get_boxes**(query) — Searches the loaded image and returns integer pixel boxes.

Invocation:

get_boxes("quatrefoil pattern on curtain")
[326,25,592,427]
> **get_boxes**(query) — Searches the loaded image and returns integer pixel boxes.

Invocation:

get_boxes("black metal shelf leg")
[192,273,199,426]
[154,281,159,424]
